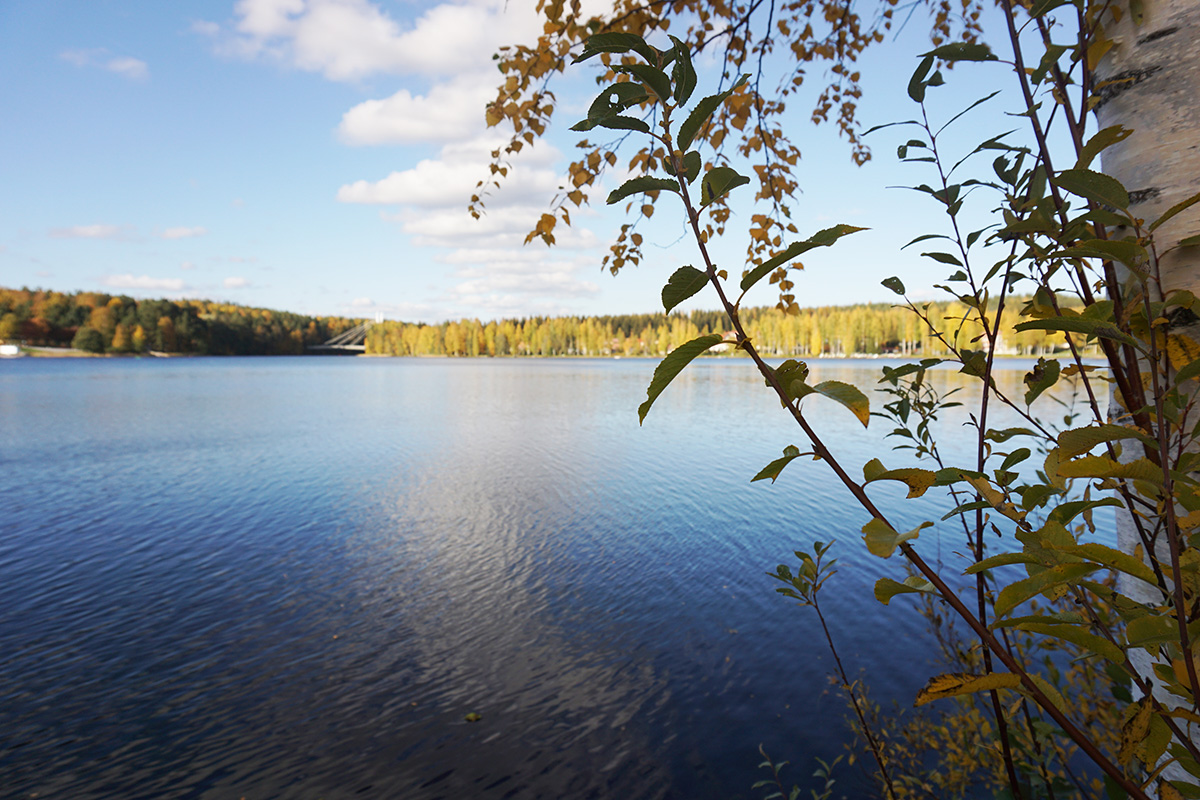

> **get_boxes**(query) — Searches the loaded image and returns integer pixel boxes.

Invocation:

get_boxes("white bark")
[1096,0,1200,304]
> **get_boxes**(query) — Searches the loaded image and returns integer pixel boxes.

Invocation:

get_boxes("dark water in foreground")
[0,356,1097,799]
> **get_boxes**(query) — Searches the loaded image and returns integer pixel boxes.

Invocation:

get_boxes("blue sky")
[0,1,1021,323]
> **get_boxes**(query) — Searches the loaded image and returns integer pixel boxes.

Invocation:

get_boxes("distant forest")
[365,301,1076,358]
[2,286,1077,357]
[0,287,361,355]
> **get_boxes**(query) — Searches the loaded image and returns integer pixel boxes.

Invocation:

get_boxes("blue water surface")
[0,356,1103,799]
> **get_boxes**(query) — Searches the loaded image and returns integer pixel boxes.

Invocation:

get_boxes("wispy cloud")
[101,274,187,291]
[50,224,130,240]
[161,226,208,240]
[223,276,251,289]
[343,297,433,320]
[61,49,149,80]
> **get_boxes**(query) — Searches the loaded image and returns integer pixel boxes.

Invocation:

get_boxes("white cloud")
[60,49,94,67]
[61,49,148,80]
[224,276,251,288]
[343,297,433,320]
[338,77,494,144]
[107,57,149,80]
[199,0,544,81]
[101,274,187,291]
[50,224,128,240]
[337,137,560,208]
[180,261,197,270]
[161,226,208,239]
[190,20,221,36]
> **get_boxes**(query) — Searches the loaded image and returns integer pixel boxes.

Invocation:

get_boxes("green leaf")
[1058,541,1158,586]
[1013,316,1140,349]
[1076,125,1133,171]
[1046,497,1125,525]
[700,165,750,208]
[862,517,931,558]
[921,251,963,266]
[607,176,679,205]
[994,563,1102,618]
[573,32,656,64]
[586,82,649,122]
[677,74,748,151]
[1030,0,1074,15]
[1177,356,1200,383]
[1023,357,1060,405]
[669,36,697,105]
[882,276,905,295]
[664,150,701,184]
[874,576,935,605]
[986,427,1034,443]
[1055,168,1130,210]
[740,225,867,292]
[595,115,650,134]
[1057,423,1158,458]
[661,266,709,313]
[865,467,937,498]
[1021,483,1062,510]
[915,672,1021,706]
[752,444,802,483]
[908,55,935,103]
[922,42,998,62]
[862,458,886,482]
[1127,614,1178,648]
[811,380,870,427]
[1180,234,1200,248]
[1056,239,1149,270]
[964,552,1040,574]
[1150,190,1200,233]
[637,334,724,424]
[616,63,672,103]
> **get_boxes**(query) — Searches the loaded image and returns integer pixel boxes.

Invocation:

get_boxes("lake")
[0,356,1100,799]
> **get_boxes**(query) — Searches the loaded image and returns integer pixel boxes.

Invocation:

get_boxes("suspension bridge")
[307,313,382,354]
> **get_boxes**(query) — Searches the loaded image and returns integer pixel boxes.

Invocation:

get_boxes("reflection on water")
[0,356,1107,799]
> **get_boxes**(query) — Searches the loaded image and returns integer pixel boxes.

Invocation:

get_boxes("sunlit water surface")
[0,356,1107,799]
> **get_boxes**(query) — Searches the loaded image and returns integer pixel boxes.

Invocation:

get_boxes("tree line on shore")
[365,300,1078,358]
[0,287,361,355]
[2,285,1081,358]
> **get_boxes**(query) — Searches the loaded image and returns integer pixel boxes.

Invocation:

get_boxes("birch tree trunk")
[1096,0,1200,787]
[1096,0,1200,304]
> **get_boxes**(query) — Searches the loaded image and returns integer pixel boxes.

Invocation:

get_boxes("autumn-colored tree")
[0,312,19,342]
[475,0,985,298]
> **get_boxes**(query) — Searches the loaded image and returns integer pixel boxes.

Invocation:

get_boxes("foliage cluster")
[0,287,361,355]
[505,2,1200,797]
[364,301,1077,358]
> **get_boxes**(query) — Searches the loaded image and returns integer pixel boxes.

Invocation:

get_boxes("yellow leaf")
[867,467,936,499]
[914,672,1021,706]
[1119,698,1152,764]
[1159,781,1185,800]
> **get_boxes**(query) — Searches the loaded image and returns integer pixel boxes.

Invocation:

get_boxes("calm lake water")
[0,356,1103,799]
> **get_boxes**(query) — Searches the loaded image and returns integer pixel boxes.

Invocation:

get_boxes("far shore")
[6,346,1093,362]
